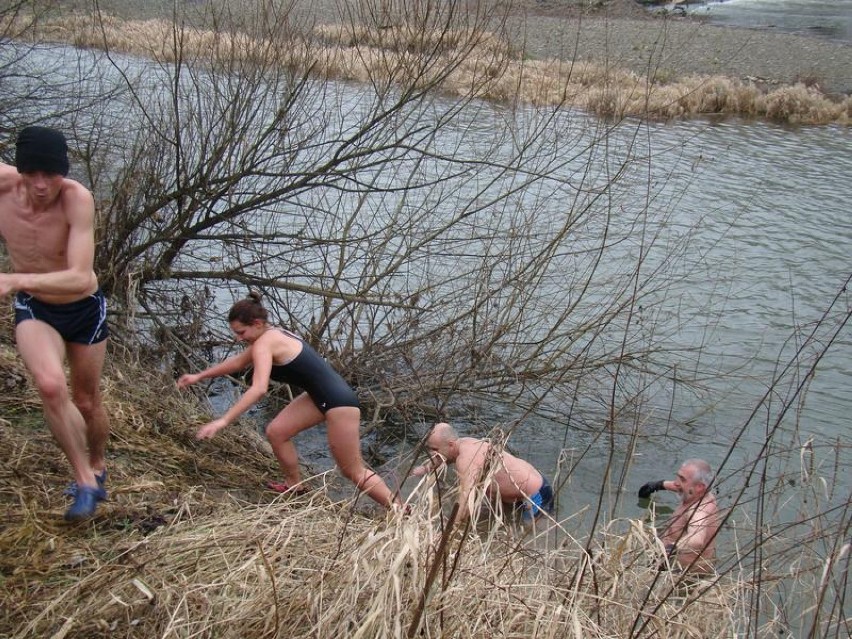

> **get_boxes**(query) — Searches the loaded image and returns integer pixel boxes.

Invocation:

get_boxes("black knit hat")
[15,126,69,176]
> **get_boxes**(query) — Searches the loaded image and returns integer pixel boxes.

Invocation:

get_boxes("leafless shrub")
[1,3,848,638]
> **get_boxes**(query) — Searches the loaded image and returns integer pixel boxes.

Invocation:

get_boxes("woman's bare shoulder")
[265,327,301,344]
[262,327,304,359]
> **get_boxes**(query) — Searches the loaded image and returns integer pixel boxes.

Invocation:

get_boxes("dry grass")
[7,11,851,125]
[0,311,740,638]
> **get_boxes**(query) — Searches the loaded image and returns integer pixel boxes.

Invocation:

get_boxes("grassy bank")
[10,9,852,125]
[1,3,849,637]
[0,319,742,637]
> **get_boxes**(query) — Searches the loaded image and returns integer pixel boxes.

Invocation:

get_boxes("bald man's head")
[426,422,459,460]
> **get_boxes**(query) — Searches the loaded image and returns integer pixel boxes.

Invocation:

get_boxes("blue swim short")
[14,290,109,345]
[521,476,555,522]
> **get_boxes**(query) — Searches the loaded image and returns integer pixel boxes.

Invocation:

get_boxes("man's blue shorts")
[521,476,555,522]
[14,290,109,345]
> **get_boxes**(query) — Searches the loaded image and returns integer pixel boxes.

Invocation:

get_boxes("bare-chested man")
[638,458,720,573]
[412,422,554,524]
[0,126,110,521]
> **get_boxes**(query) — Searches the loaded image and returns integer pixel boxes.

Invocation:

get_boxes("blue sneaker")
[64,469,107,497]
[64,485,107,521]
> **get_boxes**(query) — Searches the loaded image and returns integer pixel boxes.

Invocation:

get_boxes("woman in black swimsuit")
[177,292,402,509]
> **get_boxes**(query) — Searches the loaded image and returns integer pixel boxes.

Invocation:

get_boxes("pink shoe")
[266,481,309,495]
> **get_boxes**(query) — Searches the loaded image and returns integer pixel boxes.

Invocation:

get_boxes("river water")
[5,41,849,541]
[672,0,852,44]
[273,101,851,536]
[513,115,851,519]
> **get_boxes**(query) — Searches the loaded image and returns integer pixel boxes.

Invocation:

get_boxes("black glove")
[638,480,665,499]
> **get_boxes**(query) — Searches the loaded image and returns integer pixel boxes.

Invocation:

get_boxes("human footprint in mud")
[176,292,403,510]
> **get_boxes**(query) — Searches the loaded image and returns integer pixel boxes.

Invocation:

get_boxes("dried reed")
[0,311,740,637]
[8,11,851,125]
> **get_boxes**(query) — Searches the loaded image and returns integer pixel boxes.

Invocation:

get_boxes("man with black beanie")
[0,125,111,521]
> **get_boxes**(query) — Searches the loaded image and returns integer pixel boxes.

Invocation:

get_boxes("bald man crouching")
[412,422,554,525]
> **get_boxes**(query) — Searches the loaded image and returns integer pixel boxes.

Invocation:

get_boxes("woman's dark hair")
[228,290,269,324]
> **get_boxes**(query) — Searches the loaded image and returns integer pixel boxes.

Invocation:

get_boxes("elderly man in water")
[639,458,720,573]
[412,422,554,524]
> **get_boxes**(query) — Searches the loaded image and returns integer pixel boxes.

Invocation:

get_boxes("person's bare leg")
[325,406,400,508]
[15,321,97,488]
[67,340,109,473]
[264,394,323,487]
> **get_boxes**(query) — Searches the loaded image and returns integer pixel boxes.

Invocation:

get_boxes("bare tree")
[3,2,849,637]
[38,1,695,432]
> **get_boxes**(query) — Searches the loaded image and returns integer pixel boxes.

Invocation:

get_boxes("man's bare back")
[416,423,553,523]
[454,437,542,503]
